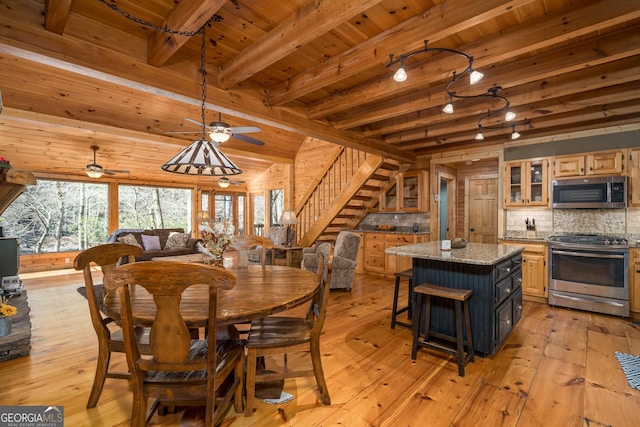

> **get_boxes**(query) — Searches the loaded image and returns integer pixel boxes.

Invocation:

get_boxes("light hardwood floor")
[2,269,640,426]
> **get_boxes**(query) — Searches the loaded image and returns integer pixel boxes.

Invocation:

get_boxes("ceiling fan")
[84,145,130,178]
[218,177,246,188]
[166,112,265,146]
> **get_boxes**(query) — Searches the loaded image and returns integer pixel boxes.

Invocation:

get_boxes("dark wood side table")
[272,245,303,268]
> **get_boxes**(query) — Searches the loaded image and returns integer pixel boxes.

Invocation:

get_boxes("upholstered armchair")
[304,231,361,291]
[247,227,296,265]
[301,243,332,285]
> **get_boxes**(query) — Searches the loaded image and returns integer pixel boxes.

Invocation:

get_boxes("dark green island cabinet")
[385,242,524,356]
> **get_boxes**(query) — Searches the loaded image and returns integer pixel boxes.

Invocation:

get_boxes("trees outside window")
[270,189,284,227]
[1,180,108,253]
[119,185,192,231]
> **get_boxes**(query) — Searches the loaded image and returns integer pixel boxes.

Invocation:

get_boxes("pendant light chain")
[96,0,221,37]
[199,29,207,141]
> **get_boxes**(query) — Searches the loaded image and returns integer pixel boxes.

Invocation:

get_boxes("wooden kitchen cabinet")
[504,159,548,207]
[381,172,428,212]
[554,150,624,177]
[363,232,428,275]
[364,233,386,273]
[354,232,365,274]
[501,240,547,300]
[631,249,640,320]
[628,149,640,207]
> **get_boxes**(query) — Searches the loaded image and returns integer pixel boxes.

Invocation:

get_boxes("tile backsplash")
[506,207,640,240]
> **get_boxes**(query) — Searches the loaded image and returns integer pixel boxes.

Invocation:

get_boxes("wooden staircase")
[296,148,402,247]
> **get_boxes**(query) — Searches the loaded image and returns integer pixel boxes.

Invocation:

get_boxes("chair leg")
[407,278,413,320]
[244,348,258,417]
[233,355,244,413]
[131,386,147,427]
[391,275,401,329]
[310,339,331,405]
[87,343,110,408]
[411,293,423,359]
[454,301,465,377]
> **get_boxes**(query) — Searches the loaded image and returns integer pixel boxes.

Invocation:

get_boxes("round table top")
[103,265,319,327]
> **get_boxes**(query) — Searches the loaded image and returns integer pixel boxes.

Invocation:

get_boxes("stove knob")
[611,239,618,245]
[603,239,611,245]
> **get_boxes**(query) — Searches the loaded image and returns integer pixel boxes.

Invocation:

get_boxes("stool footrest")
[414,283,472,301]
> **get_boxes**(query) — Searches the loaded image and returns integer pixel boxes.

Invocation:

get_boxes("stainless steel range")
[548,234,629,317]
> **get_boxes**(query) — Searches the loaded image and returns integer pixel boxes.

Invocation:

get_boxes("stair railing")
[295,147,369,241]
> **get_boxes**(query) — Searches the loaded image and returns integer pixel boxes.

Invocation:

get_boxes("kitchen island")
[385,242,524,356]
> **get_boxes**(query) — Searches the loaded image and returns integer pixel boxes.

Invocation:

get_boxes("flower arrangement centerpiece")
[198,219,235,266]
[0,156,11,169]
[0,295,17,336]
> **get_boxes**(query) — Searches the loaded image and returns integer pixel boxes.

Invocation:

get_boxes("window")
[237,195,245,235]
[269,189,284,227]
[119,185,192,231]
[1,180,108,253]
[214,194,234,223]
[252,193,265,235]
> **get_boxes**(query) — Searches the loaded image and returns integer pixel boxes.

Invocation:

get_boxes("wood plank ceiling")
[0,0,639,186]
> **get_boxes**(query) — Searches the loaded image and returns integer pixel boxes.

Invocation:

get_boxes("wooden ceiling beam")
[405,98,640,151]
[381,56,640,142]
[147,0,226,67]
[335,26,640,131]
[217,0,383,89]
[265,0,536,106]
[44,0,72,35]
[393,89,640,150]
[308,0,640,120]
[0,17,410,163]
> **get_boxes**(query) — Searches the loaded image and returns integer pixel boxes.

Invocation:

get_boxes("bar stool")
[411,283,474,377]
[391,269,413,329]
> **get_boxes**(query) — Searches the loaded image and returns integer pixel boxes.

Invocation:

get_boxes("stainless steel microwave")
[551,175,626,209]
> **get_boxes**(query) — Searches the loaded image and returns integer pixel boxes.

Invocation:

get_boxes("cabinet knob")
[506,267,511,273]
[506,320,511,325]
[518,305,522,310]
[506,288,511,293]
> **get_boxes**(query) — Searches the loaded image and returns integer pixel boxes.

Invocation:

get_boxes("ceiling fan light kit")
[84,145,129,178]
[388,40,526,141]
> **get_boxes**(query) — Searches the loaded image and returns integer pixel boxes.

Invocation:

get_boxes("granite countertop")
[355,226,430,235]
[385,241,524,265]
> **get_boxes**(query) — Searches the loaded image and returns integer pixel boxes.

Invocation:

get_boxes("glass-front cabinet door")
[504,159,548,207]
[401,173,420,211]
[505,162,525,206]
[526,159,548,206]
[382,180,398,211]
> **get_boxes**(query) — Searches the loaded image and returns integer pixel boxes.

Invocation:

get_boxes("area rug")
[615,351,640,391]
[76,284,107,314]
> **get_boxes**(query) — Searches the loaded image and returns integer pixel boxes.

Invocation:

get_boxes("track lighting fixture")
[389,40,523,141]
[511,126,521,140]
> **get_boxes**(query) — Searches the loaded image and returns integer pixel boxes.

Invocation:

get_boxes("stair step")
[369,174,390,181]
[379,162,400,171]
[336,214,358,219]
[361,185,382,191]
[352,195,373,201]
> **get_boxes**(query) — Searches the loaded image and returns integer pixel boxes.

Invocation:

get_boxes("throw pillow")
[117,233,143,249]
[141,234,162,251]
[164,232,190,249]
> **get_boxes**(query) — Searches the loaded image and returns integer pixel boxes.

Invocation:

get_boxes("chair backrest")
[306,255,330,335]
[103,261,236,378]
[74,243,143,336]
[334,231,361,261]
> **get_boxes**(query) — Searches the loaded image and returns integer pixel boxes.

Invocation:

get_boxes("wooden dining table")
[103,264,320,327]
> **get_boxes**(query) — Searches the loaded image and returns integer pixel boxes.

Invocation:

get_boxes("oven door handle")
[551,250,625,259]
[552,293,626,307]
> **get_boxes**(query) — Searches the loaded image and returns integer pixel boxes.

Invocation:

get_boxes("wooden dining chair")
[104,260,244,426]
[73,243,152,409]
[239,235,273,267]
[244,255,330,416]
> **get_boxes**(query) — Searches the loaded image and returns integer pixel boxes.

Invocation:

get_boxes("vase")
[0,317,11,337]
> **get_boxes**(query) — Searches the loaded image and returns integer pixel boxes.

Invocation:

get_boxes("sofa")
[107,228,201,261]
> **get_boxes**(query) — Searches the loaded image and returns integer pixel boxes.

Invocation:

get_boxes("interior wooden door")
[466,177,498,243]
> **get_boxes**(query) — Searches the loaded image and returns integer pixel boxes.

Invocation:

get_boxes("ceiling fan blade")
[105,169,130,174]
[230,180,246,185]
[229,126,261,134]
[184,117,206,128]
[231,133,265,146]
[165,131,202,135]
